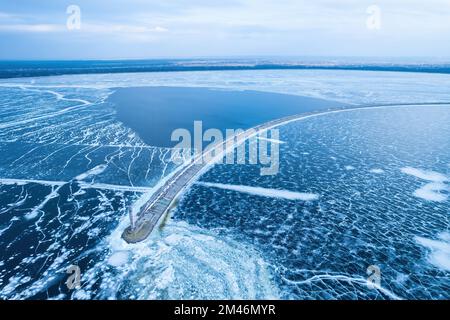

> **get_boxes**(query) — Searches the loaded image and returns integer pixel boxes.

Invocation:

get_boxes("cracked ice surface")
[0,70,450,299]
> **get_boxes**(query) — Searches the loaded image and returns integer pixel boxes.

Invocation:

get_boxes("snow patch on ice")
[75,164,107,181]
[413,183,449,202]
[401,167,448,182]
[415,233,450,271]
[107,251,130,267]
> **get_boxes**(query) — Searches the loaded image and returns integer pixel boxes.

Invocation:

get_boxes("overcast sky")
[1,0,450,59]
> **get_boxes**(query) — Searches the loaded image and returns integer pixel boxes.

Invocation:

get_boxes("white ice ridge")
[77,182,152,193]
[0,103,90,130]
[415,232,450,271]
[0,140,174,150]
[401,167,449,202]
[25,184,63,220]
[107,251,130,267]
[196,182,319,201]
[18,85,91,105]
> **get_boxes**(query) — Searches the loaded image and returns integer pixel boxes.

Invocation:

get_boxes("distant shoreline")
[2,60,450,79]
